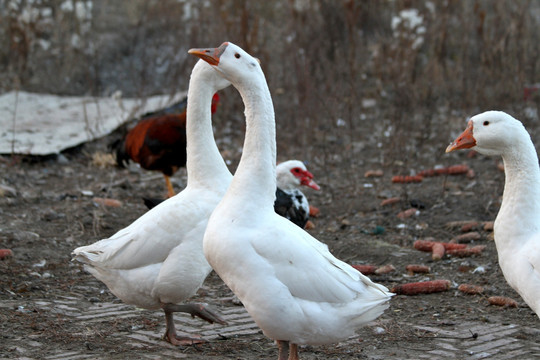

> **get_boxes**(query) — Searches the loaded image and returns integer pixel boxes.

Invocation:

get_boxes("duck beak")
[188,42,229,66]
[300,172,320,190]
[446,120,476,153]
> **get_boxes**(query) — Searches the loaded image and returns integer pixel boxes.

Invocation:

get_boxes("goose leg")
[164,174,175,198]
[277,340,289,360]
[288,343,299,360]
[161,303,226,346]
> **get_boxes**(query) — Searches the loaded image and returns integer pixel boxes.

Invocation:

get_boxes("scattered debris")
[391,280,451,295]
[413,239,484,260]
[0,184,17,197]
[409,199,426,209]
[371,226,385,235]
[397,208,419,219]
[413,239,467,252]
[351,264,377,275]
[431,242,445,260]
[445,220,480,229]
[472,266,486,274]
[392,175,423,183]
[91,151,117,168]
[416,164,470,177]
[488,296,518,308]
[380,197,401,206]
[92,197,123,207]
[0,249,13,260]
[446,245,486,257]
[405,264,430,275]
[451,232,482,243]
[33,259,46,267]
[364,169,384,178]
[375,264,396,275]
[458,284,484,295]
[460,221,479,232]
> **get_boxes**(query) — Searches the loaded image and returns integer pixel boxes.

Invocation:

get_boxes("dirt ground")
[2,122,540,360]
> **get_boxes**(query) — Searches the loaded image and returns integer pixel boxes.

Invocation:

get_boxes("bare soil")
[1,126,540,359]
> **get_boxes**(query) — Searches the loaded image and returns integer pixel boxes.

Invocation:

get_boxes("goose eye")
[483,121,490,126]
[235,53,241,59]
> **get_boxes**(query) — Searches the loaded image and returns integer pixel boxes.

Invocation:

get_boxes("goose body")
[190,42,392,358]
[447,110,540,316]
[72,59,232,344]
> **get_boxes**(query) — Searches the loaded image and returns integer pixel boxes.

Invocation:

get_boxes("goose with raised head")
[189,42,393,360]
[72,59,232,345]
[447,110,540,317]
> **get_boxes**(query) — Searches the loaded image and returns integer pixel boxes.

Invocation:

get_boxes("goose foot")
[277,340,299,360]
[277,340,289,360]
[164,330,206,346]
[163,302,227,325]
[161,303,226,346]
[288,343,299,360]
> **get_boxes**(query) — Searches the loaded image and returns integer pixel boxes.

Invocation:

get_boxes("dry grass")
[1,0,539,170]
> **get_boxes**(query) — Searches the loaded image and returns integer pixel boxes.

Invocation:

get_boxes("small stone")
[56,154,69,164]
[0,184,17,197]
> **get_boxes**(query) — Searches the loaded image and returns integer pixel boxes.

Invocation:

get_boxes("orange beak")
[446,120,476,153]
[188,42,229,66]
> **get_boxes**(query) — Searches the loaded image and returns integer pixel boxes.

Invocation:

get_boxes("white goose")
[72,59,232,345]
[274,160,320,229]
[189,42,393,360]
[447,110,540,317]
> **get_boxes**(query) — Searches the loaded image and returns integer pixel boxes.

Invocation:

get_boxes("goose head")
[277,160,320,191]
[192,59,232,94]
[446,111,529,157]
[188,42,262,87]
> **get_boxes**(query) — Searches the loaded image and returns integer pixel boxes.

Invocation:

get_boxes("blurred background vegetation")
[1,0,539,187]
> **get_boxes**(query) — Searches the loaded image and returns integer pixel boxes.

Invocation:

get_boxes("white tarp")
[0,90,186,155]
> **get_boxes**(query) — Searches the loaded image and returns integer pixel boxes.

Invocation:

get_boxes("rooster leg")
[161,303,226,346]
[164,175,175,198]
[277,340,289,360]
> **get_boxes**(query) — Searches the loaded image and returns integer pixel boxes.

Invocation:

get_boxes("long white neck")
[496,135,540,249]
[226,76,276,207]
[185,74,231,187]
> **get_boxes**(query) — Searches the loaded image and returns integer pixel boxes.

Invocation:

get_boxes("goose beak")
[188,42,229,66]
[446,120,476,153]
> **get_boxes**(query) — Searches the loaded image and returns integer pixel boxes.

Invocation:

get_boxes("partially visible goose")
[190,42,393,360]
[447,111,540,317]
[72,59,232,345]
[274,160,320,228]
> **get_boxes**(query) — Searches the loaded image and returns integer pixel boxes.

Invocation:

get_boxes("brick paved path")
[4,289,540,360]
